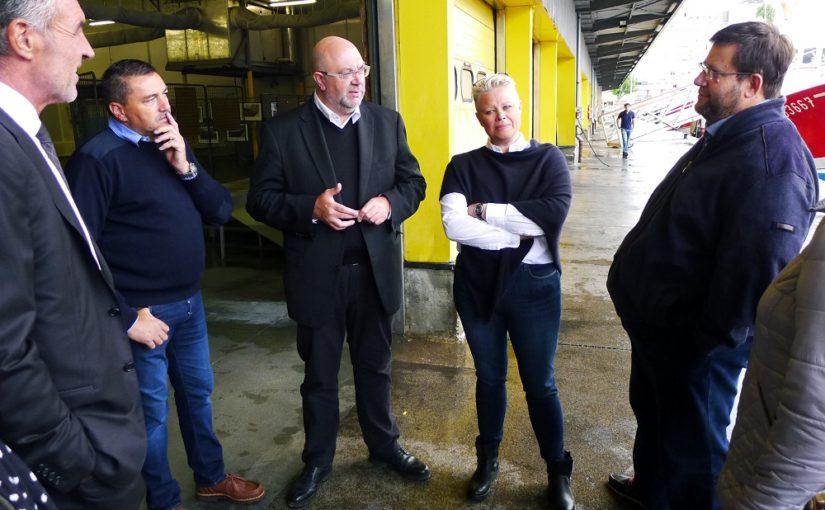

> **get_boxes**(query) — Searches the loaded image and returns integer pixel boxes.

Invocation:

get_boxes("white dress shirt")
[441,133,552,263]
[0,81,101,270]
[313,92,361,129]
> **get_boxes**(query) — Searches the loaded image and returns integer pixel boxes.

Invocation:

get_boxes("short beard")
[338,93,362,113]
[696,81,743,125]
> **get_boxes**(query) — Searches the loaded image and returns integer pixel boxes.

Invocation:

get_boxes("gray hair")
[0,0,59,57]
[472,73,517,102]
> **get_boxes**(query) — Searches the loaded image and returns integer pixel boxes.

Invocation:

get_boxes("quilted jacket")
[719,217,825,509]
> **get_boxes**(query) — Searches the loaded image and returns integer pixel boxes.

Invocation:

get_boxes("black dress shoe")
[607,473,647,509]
[287,465,331,509]
[370,446,431,481]
[467,441,499,501]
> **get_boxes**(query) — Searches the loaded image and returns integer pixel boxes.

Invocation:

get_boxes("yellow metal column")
[396,0,452,264]
[246,70,259,157]
[504,6,534,139]
[556,53,576,146]
[537,40,558,144]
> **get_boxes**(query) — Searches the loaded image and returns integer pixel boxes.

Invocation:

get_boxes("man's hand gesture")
[313,183,359,230]
[358,195,391,225]
[153,112,190,175]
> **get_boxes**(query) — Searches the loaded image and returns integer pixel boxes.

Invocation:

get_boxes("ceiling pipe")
[229,0,360,30]
[86,26,165,48]
[79,2,203,29]
[78,0,359,52]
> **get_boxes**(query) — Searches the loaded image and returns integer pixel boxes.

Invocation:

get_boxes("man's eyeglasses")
[698,62,753,81]
[320,64,371,80]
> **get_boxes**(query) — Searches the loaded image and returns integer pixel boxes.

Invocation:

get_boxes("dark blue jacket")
[607,98,818,355]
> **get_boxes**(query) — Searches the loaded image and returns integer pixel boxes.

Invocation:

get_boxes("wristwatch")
[179,161,198,180]
[475,203,485,220]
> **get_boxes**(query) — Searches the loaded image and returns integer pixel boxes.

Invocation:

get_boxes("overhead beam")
[590,0,638,11]
[593,13,663,32]
[597,42,645,57]
[594,29,655,44]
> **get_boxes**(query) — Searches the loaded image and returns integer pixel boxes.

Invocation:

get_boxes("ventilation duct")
[79,0,361,76]
[86,26,165,48]
[79,1,359,32]
[79,2,203,30]
[230,1,360,30]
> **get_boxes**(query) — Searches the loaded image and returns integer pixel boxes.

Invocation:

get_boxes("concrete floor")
[161,132,699,510]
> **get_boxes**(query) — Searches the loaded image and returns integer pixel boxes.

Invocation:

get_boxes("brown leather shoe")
[195,473,265,504]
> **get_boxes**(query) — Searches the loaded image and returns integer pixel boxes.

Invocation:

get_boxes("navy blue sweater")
[607,98,818,355]
[67,128,232,328]
[441,141,572,319]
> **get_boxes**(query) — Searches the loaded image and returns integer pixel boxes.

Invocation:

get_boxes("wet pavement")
[161,132,699,510]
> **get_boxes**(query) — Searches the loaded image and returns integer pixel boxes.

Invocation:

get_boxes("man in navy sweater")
[66,59,265,510]
[606,22,818,510]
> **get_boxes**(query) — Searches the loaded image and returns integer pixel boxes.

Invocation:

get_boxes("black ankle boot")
[547,451,575,510]
[467,441,499,501]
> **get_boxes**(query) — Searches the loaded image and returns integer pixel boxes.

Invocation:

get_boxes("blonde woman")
[440,74,574,509]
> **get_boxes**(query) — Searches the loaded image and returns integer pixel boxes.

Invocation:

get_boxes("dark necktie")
[35,124,67,181]
[35,123,108,275]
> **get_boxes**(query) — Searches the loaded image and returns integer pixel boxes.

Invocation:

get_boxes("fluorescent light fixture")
[88,19,115,26]
[269,0,316,6]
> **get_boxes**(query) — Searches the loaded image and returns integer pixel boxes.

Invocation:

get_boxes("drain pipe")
[575,11,582,163]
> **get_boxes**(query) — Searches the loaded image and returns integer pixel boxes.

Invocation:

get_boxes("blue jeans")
[130,292,225,510]
[625,322,750,510]
[621,128,632,152]
[454,263,565,462]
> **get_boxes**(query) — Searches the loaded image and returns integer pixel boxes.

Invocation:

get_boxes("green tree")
[613,75,637,97]
[756,4,775,23]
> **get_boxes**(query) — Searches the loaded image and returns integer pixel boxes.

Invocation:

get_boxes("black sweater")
[440,141,572,319]
[67,128,232,329]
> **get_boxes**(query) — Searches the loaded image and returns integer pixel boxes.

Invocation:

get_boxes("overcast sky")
[633,0,825,93]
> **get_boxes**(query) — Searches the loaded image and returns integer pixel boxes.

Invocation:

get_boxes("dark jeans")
[131,292,226,510]
[454,263,565,462]
[296,263,400,467]
[625,323,751,510]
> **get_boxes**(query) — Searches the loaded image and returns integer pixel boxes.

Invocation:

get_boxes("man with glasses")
[605,22,818,510]
[247,36,427,508]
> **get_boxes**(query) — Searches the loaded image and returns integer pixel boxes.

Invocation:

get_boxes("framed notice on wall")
[240,102,262,121]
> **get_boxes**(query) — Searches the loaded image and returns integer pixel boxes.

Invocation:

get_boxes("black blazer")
[247,100,426,325]
[0,109,145,506]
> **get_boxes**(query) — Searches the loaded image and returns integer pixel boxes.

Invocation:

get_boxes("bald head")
[311,36,366,118]
[311,36,361,73]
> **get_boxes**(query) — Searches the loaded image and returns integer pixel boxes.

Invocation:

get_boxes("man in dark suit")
[247,36,427,508]
[0,0,146,508]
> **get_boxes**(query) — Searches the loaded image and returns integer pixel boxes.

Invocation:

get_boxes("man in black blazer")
[0,1,146,508]
[247,36,427,508]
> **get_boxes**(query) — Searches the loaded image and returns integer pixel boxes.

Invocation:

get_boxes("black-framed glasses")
[320,64,371,80]
[698,62,752,81]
